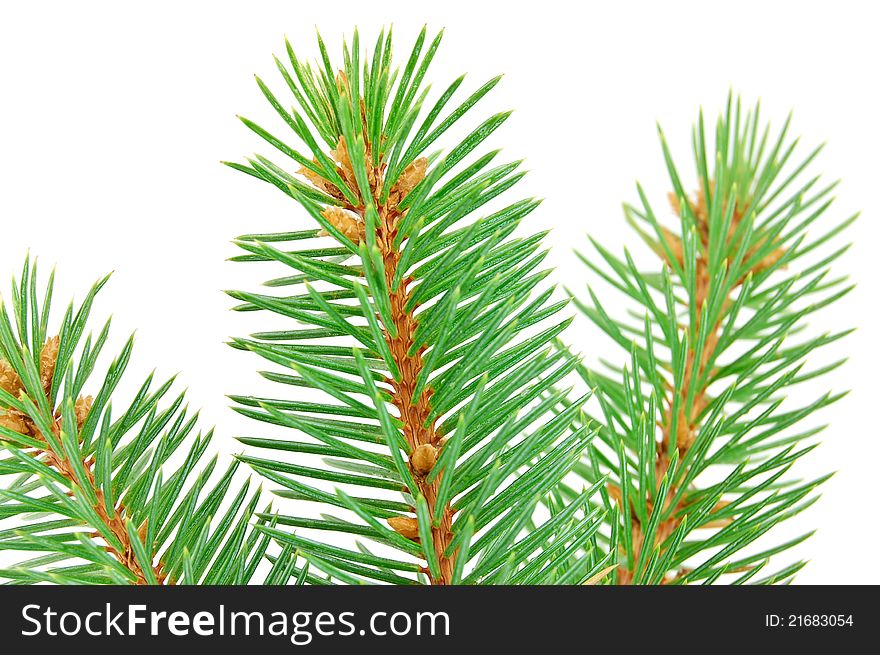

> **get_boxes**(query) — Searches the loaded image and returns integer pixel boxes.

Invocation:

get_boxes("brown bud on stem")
[2,335,60,400]
[0,359,23,397]
[40,336,60,393]
[74,395,93,429]
[388,158,428,206]
[410,443,438,476]
[298,164,333,195]
[387,516,420,540]
[319,206,365,243]
[0,411,30,435]
[331,137,359,195]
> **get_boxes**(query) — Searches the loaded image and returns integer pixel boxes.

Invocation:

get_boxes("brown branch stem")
[375,204,456,585]
[42,439,167,585]
[316,121,454,583]
[1,344,166,585]
[616,186,778,584]
[320,148,455,582]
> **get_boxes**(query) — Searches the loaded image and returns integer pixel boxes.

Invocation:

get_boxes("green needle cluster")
[561,96,855,585]
[226,26,607,585]
[0,28,855,587]
[0,257,300,584]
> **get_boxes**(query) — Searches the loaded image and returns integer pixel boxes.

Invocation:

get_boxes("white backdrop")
[1,0,877,584]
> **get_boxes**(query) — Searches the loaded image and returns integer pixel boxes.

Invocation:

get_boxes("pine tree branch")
[615,165,786,584]
[300,111,454,582]
[0,257,301,585]
[567,95,855,585]
[2,338,165,584]
[374,177,456,584]
[229,27,605,585]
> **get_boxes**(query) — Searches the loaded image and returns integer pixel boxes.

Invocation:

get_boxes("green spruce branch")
[563,95,855,584]
[0,30,856,589]
[0,257,300,585]
[226,27,608,585]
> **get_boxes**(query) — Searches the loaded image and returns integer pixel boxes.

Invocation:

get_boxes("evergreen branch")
[568,95,854,584]
[229,27,602,585]
[0,256,296,585]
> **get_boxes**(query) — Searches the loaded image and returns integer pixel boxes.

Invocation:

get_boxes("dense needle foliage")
[0,258,299,584]
[1,30,855,589]
[226,27,609,585]
[564,97,855,584]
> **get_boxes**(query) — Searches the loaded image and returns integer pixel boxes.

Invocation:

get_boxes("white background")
[1,0,877,584]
